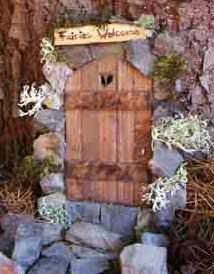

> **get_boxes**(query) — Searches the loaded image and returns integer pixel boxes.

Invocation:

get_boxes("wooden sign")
[54,23,151,46]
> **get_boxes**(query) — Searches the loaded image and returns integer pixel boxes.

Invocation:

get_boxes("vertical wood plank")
[118,60,134,92]
[134,69,152,92]
[66,110,82,161]
[117,111,135,162]
[81,60,98,91]
[66,178,84,200]
[99,111,117,161]
[98,55,117,91]
[82,110,99,161]
[66,70,81,94]
[117,181,134,205]
[96,180,117,203]
[134,110,151,162]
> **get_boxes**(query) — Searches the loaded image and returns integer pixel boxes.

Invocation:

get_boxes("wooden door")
[65,55,152,206]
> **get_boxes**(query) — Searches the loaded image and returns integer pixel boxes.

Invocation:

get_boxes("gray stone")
[38,193,66,209]
[28,256,69,274]
[40,173,65,194]
[0,213,34,231]
[43,93,63,110]
[71,244,117,260]
[34,109,65,132]
[43,62,72,96]
[0,251,25,274]
[153,32,185,56]
[0,213,34,257]
[120,244,168,274]
[100,204,140,243]
[65,222,123,252]
[33,133,65,166]
[170,183,186,209]
[42,242,75,263]
[141,233,169,247]
[203,42,214,72]
[149,142,184,177]
[57,45,93,69]
[12,236,42,271]
[15,221,64,246]
[71,257,110,274]
[66,201,100,224]
[90,43,124,60]
[124,40,156,76]
[155,205,175,229]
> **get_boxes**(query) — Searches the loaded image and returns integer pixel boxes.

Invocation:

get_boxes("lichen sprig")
[143,163,188,212]
[152,115,211,154]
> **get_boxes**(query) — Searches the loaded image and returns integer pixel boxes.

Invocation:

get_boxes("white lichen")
[40,37,57,64]
[18,83,51,117]
[152,114,211,154]
[143,162,188,212]
[38,204,69,228]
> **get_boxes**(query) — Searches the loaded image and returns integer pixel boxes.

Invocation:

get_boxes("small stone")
[65,222,123,252]
[28,256,69,274]
[34,109,65,132]
[71,245,117,260]
[38,193,66,208]
[155,206,175,229]
[153,32,185,57]
[120,244,168,274]
[40,173,65,194]
[43,62,72,96]
[0,214,34,257]
[57,45,93,69]
[149,142,184,177]
[203,43,214,72]
[43,93,63,110]
[71,257,110,274]
[0,251,25,274]
[124,40,156,76]
[170,183,186,209]
[66,201,100,224]
[42,242,75,263]
[141,233,169,247]
[15,221,64,246]
[100,204,140,243]
[12,236,42,271]
[33,133,65,166]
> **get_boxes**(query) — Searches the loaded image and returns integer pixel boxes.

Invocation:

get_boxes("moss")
[152,54,187,83]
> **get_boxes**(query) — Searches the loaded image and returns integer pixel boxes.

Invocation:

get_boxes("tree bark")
[0,0,59,169]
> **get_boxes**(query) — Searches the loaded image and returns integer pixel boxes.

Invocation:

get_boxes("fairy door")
[65,55,152,206]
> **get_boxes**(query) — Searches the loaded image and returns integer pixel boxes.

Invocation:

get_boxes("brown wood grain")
[99,111,117,161]
[65,55,152,206]
[66,110,82,161]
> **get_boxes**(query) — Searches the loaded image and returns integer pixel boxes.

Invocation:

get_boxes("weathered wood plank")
[98,55,117,91]
[66,161,146,181]
[54,23,150,46]
[134,110,151,162]
[82,110,99,161]
[99,111,117,161]
[117,111,135,162]
[65,92,149,111]
[66,178,84,201]
[118,59,134,92]
[117,181,135,205]
[81,59,98,91]
[66,110,82,161]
